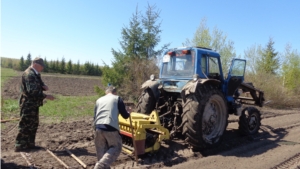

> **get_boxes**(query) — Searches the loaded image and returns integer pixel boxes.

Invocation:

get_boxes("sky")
[1,0,300,66]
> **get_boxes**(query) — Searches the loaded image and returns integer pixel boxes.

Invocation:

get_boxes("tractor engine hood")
[159,79,190,93]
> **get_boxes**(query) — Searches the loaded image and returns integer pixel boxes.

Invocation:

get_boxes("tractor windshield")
[161,50,195,78]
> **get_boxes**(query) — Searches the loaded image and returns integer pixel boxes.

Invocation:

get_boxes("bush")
[245,72,300,108]
[119,58,159,102]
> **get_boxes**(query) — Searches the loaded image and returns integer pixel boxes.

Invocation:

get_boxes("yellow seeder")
[119,111,170,155]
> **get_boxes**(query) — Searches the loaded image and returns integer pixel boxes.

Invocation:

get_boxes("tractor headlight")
[193,74,199,82]
[150,74,155,81]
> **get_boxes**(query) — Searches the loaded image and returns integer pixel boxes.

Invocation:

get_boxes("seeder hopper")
[119,111,170,155]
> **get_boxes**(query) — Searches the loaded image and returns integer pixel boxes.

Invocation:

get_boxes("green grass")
[1,67,19,129]
[1,95,99,122]
[39,95,98,122]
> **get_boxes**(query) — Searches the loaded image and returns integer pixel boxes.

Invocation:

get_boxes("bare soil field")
[1,73,300,169]
[1,73,102,99]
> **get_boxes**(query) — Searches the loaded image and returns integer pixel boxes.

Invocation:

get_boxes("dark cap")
[33,57,45,67]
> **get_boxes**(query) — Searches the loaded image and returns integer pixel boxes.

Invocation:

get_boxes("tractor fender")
[141,80,160,101]
[181,79,221,102]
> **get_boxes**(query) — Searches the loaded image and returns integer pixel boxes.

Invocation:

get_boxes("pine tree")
[258,37,279,74]
[141,4,169,59]
[19,56,25,71]
[49,60,55,72]
[66,59,73,74]
[60,57,66,74]
[55,59,60,73]
[117,7,143,59]
[74,60,80,75]
[114,4,169,60]
[43,57,49,72]
[102,5,169,89]
[25,53,32,68]
[83,61,91,75]
[95,64,102,76]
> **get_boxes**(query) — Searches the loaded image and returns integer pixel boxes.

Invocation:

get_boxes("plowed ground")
[1,73,300,169]
[1,73,102,99]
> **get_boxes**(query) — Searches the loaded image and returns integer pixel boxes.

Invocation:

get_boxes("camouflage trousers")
[94,129,122,169]
[15,106,39,148]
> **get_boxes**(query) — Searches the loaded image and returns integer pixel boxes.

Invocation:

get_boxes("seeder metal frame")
[119,111,170,155]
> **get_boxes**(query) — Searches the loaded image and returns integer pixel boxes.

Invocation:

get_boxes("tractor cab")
[160,47,226,81]
[161,48,196,79]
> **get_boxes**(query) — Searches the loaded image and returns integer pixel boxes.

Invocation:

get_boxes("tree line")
[1,54,102,76]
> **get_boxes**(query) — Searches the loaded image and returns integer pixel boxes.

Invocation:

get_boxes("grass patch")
[42,73,101,79]
[1,99,20,130]
[1,95,99,123]
[40,95,99,122]
[1,68,18,130]
[2,99,19,114]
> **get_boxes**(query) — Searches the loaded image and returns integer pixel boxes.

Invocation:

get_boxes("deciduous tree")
[282,44,300,92]
[244,44,263,74]
[185,18,236,74]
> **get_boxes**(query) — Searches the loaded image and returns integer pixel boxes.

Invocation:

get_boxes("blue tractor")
[136,46,265,149]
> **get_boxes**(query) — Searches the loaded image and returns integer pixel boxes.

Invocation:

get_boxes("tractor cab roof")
[164,46,220,57]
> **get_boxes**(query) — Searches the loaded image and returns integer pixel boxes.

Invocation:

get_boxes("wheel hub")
[248,115,257,131]
[203,102,218,135]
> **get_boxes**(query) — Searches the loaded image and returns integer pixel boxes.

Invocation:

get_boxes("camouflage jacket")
[19,67,47,108]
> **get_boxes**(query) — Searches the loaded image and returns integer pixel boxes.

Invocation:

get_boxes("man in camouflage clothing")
[15,57,55,152]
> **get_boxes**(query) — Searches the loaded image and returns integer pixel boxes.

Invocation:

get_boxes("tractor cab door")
[225,59,246,96]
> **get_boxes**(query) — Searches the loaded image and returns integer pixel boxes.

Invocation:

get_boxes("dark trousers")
[94,129,122,169]
[15,106,39,148]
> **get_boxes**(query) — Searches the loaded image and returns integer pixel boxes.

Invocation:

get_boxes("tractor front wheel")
[238,107,261,135]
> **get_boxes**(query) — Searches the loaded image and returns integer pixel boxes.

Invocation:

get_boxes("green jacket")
[19,67,47,108]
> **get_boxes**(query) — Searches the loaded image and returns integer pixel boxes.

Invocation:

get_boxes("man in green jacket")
[15,57,55,152]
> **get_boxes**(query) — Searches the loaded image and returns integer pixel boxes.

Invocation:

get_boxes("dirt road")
[162,108,300,169]
[1,107,299,169]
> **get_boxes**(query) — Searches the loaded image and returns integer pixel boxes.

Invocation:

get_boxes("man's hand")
[43,85,49,91]
[126,106,132,114]
[46,95,55,100]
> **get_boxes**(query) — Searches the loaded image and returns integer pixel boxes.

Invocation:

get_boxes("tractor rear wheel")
[182,85,228,149]
[136,88,156,114]
[238,107,261,135]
